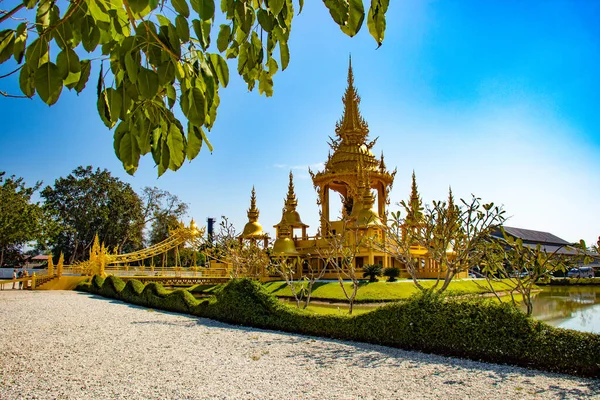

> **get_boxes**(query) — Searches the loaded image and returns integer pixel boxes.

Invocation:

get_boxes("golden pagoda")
[239,187,269,247]
[235,58,460,280]
[309,57,396,235]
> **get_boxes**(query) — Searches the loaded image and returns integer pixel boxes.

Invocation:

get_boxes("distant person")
[18,271,23,289]
[12,269,17,289]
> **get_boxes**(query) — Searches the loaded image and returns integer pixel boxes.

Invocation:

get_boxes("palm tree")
[383,266,401,282]
[362,264,383,282]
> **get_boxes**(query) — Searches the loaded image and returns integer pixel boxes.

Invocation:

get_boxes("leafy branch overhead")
[0,0,389,176]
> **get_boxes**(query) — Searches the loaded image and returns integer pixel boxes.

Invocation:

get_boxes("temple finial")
[336,55,369,142]
[247,186,259,222]
[348,54,354,87]
[285,171,298,209]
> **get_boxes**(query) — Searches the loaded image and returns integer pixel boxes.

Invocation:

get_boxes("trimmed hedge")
[76,276,600,378]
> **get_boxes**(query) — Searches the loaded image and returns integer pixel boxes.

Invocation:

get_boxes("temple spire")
[247,186,259,222]
[285,171,298,209]
[335,55,369,143]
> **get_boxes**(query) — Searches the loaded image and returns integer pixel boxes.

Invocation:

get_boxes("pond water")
[282,286,600,334]
[526,286,600,334]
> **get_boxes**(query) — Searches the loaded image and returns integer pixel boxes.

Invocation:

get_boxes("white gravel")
[0,291,598,399]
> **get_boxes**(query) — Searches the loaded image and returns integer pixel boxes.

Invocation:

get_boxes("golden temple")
[238,58,459,280]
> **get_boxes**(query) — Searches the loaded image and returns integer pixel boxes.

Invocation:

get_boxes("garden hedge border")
[77,276,600,378]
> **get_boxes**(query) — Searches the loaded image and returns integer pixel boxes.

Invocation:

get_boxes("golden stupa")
[236,58,459,280]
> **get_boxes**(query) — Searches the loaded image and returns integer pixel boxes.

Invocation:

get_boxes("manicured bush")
[99,275,126,298]
[362,264,383,282]
[78,276,600,378]
[383,267,401,282]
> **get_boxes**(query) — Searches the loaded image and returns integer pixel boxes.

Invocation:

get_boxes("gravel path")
[0,291,598,399]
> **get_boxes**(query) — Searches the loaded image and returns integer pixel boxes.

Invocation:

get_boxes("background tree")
[374,176,505,294]
[316,217,366,315]
[207,216,269,278]
[482,229,582,316]
[0,1,389,176]
[0,172,44,267]
[41,166,144,263]
[145,187,188,245]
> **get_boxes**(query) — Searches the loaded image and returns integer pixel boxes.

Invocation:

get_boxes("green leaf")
[156,14,171,27]
[180,87,206,126]
[105,88,123,124]
[193,0,215,21]
[216,24,231,52]
[125,51,138,83]
[268,0,285,15]
[186,123,203,160]
[167,123,186,170]
[81,16,100,52]
[24,0,38,9]
[97,90,114,128]
[192,19,211,50]
[258,70,273,96]
[367,0,388,47]
[135,115,153,154]
[175,15,190,43]
[157,60,175,85]
[257,9,274,32]
[52,17,74,50]
[199,125,213,152]
[36,0,52,34]
[279,40,289,71]
[172,0,190,18]
[322,0,348,26]
[341,0,365,37]
[137,67,159,99]
[166,84,176,108]
[56,48,81,80]
[0,30,15,64]
[88,0,111,23]
[13,24,27,64]
[118,128,141,175]
[128,0,149,14]
[74,59,91,94]
[19,63,36,97]
[34,62,63,105]
[25,37,49,71]
[208,53,229,87]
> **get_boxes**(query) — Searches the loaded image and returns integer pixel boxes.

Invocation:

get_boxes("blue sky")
[1,0,599,245]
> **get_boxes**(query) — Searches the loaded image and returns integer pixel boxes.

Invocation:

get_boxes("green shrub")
[120,279,146,305]
[383,267,401,282]
[99,275,126,298]
[78,276,600,378]
[363,264,383,282]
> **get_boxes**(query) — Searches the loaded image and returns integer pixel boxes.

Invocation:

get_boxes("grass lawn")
[263,279,519,303]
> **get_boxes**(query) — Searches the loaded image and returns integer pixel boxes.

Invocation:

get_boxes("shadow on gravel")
[79,292,600,397]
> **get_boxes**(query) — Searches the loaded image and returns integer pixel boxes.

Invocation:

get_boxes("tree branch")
[0,90,30,99]
[0,4,24,24]
[0,65,24,79]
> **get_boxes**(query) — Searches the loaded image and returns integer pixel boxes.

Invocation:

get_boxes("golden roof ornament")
[335,55,369,145]
[275,171,307,230]
[285,171,298,209]
[241,186,266,238]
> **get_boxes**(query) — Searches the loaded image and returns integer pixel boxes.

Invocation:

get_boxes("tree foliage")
[374,175,506,294]
[0,1,389,176]
[482,229,580,316]
[41,166,144,263]
[0,172,44,267]
[142,186,188,245]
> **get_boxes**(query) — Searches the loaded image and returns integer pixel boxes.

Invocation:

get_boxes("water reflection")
[526,286,600,333]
